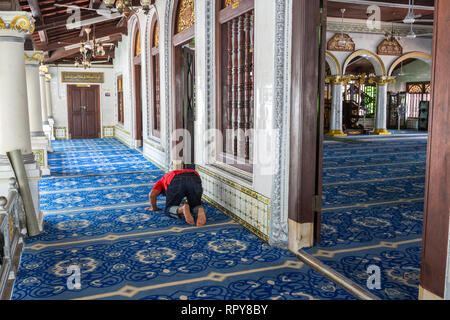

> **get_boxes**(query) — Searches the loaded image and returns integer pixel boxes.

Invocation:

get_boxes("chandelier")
[74,28,107,69]
[103,0,155,15]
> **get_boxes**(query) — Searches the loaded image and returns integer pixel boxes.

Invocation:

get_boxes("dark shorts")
[164,172,203,220]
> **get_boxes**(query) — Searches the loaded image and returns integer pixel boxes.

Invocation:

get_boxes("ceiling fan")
[400,0,434,24]
[403,23,433,39]
[54,3,118,18]
[55,1,154,29]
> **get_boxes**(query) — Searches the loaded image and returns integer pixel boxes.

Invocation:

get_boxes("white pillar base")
[43,124,54,152]
[31,135,51,176]
[0,158,43,232]
[288,219,314,253]
[48,118,55,141]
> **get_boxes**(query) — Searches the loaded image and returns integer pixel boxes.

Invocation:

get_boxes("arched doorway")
[149,15,161,139]
[324,51,341,134]
[342,50,385,133]
[132,22,143,147]
[387,52,432,131]
[172,0,196,168]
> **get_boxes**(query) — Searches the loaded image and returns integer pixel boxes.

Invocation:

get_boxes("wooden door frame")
[171,0,195,162]
[133,56,143,143]
[419,0,450,300]
[67,84,101,140]
[288,0,326,251]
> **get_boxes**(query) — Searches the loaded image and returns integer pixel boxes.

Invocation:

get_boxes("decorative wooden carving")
[176,0,195,34]
[224,0,240,9]
[153,21,159,48]
[223,10,254,161]
[327,33,355,52]
[377,37,403,56]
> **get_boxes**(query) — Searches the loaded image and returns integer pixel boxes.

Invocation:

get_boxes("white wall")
[47,65,116,139]
[389,59,432,92]
[326,20,433,76]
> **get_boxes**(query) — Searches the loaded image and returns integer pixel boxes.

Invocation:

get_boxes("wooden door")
[68,85,100,139]
[183,47,196,169]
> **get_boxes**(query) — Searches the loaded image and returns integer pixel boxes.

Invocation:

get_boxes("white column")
[328,79,346,136]
[25,51,50,176]
[39,66,53,148]
[45,74,53,119]
[45,74,55,140]
[39,67,48,125]
[372,79,391,135]
[0,11,43,231]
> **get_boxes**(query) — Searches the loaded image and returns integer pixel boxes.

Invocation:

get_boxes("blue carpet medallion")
[12,139,356,300]
[306,133,428,300]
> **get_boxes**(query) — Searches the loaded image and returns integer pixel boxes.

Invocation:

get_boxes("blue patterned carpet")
[306,134,428,300]
[12,139,356,300]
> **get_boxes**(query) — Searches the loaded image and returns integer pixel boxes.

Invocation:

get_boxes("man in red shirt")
[145,169,206,227]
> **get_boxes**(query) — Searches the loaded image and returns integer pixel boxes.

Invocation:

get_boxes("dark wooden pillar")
[420,0,450,300]
[288,0,326,250]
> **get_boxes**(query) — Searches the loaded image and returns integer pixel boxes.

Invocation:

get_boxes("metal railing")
[0,178,27,300]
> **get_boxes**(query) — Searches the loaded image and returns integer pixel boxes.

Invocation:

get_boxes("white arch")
[128,14,141,145]
[342,50,386,76]
[325,51,341,76]
[388,52,432,76]
[144,7,158,139]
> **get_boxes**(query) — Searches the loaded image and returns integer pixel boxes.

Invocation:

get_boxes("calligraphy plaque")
[61,72,104,84]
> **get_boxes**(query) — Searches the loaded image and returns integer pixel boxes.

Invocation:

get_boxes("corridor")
[11,139,356,300]
[307,132,428,300]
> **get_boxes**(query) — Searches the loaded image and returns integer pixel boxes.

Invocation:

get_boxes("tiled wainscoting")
[114,125,132,147]
[102,126,115,138]
[197,166,271,242]
[54,127,68,140]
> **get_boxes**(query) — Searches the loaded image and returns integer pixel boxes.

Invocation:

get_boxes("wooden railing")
[0,178,27,300]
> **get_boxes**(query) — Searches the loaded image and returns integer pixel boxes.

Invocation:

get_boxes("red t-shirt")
[152,170,200,194]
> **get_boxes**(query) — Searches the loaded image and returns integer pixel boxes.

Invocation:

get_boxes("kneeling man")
[146,169,207,227]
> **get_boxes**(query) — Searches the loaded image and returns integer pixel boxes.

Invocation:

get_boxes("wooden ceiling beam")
[26,0,49,47]
[38,29,124,52]
[46,41,117,63]
[35,12,101,32]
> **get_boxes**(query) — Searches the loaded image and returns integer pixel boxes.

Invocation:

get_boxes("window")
[363,85,377,116]
[218,0,255,171]
[117,75,124,124]
[406,82,431,118]
[135,29,141,57]
[151,20,161,138]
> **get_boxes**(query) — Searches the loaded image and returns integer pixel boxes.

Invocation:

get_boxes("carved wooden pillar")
[243,12,251,161]
[237,15,246,159]
[232,18,239,157]
[226,20,233,155]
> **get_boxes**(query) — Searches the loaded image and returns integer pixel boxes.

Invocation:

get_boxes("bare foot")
[196,207,206,227]
[179,204,194,225]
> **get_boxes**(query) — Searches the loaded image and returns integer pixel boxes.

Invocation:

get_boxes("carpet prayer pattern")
[306,134,428,300]
[12,139,355,300]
